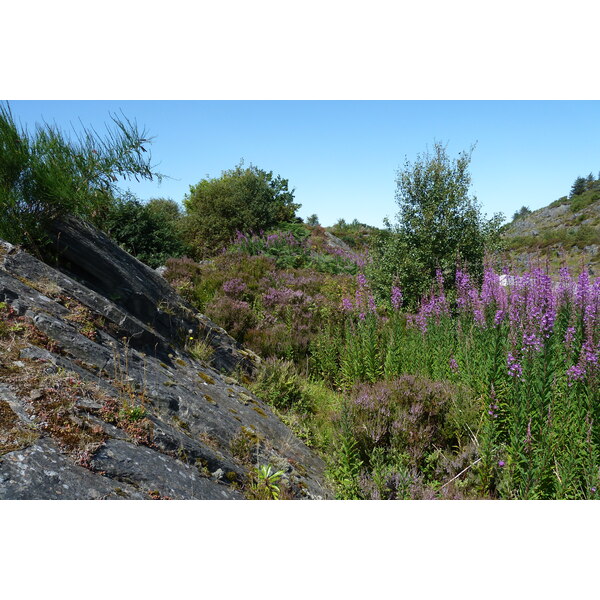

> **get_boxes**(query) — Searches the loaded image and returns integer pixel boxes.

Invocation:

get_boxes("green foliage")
[103,196,189,268]
[570,175,587,197]
[306,213,320,226]
[182,162,300,258]
[339,315,383,387]
[328,219,379,251]
[570,188,600,213]
[548,195,569,209]
[329,406,364,499]
[0,102,161,252]
[368,143,503,309]
[506,224,598,252]
[146,197,182,223]
[225,224,360,275]
[249,357,311,412]
[247,464,285,500]
[512,205,531,221]
[119,404,147,422]
[366,227,427,310]
[569,173,599,198]
[186,333,214,363]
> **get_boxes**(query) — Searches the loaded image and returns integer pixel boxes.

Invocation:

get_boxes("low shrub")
[348,375,469,469]
[249,357,311,412]
[203,296,257,342]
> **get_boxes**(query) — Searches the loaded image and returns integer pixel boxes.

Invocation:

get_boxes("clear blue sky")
[7,100,600,228]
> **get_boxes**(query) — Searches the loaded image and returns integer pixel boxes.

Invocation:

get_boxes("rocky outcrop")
[0,219,332,499]
[323,231,353,253]
[502,197,600,274]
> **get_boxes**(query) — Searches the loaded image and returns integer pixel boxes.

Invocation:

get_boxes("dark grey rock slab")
[0,438,145,499]
[0,221,334,500]
[89,439,242,499]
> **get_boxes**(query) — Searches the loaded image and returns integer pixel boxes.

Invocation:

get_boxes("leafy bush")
[249,357,311,412]
[368,143,504,309]
[182,162,300,259]
[103,196,189,268]
[348,376,464,467]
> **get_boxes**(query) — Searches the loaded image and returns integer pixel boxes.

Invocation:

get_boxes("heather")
[164,228,360,359]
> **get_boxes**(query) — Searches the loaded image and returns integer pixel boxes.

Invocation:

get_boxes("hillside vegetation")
[2,105,599,500]
[502,178,600,274]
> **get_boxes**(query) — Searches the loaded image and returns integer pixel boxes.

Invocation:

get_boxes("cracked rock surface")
[0,219,332,500]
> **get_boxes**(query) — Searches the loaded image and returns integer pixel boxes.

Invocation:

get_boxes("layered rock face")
[0,218,331,499]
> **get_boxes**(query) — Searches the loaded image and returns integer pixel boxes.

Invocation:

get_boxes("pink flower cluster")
[410,265,600,383]
[341,273,378,319]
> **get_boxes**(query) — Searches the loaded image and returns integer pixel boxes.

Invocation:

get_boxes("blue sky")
[7,100,600,228]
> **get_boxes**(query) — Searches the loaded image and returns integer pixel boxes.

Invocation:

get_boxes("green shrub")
[249,357,311,412]
[570,189,599,213]
[182,162,300,259]
[103,196,189,268]
[0,103,161,252]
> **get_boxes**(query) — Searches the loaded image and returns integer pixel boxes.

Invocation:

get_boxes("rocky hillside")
[0,217,331,499]
[502,194,600,274]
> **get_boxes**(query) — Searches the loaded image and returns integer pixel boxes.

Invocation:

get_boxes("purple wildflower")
[391,286,403,311]
[582,340,598,365]
[342,297,354,312]
[567,364,586,386]
[564,326,576,349]
[507,353,523,378]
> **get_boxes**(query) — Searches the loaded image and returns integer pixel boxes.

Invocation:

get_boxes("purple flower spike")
[507,353,523,378]
[391,286,403,311]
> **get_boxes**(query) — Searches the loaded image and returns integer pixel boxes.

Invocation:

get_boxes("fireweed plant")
[317,266,600,499]
[165,230,599,499]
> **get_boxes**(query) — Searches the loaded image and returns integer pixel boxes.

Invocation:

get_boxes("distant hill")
[324,220,382,253]
[501,190,600,274]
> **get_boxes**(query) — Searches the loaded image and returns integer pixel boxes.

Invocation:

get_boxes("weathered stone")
[0,219,332,500]
[89,439,241,499]
[0,438,145,499]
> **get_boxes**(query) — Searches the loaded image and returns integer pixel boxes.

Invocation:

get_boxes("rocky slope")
[0,217,331,499]
[502,195,600,274]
